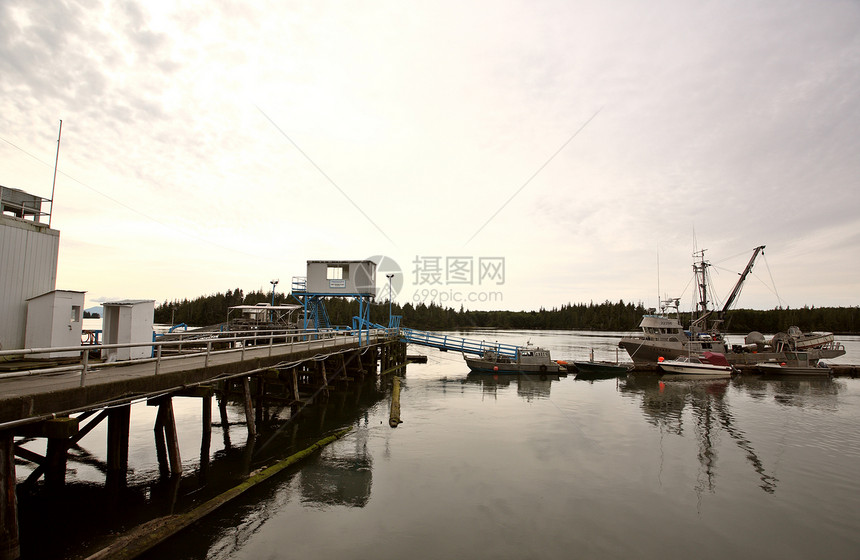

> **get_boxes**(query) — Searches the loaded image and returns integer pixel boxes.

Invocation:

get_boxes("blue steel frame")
[292,290,374,345]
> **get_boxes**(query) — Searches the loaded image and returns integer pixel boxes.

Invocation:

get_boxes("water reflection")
[463,372,563,400]
[299,428,372,508]
[732,375,840,410]
[621,375,779,494]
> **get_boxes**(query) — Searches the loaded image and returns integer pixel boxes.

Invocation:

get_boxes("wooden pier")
[0,327,407,560]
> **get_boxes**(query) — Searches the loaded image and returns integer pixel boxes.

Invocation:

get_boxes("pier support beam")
[242,377,256,439]
[200,396,212,478]
[291,367,300,404]
[217,394,231,449]
[151,398,182,476]
[0,432,18,560]
[106,405,131,491]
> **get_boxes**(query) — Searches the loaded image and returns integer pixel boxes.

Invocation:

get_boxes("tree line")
[153,290,860,334]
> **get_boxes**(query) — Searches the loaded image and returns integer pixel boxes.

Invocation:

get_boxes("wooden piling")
[44,437,67,491]
[389,375,402,427]
[0,432,19,560]
[106,405,131,491]
[255,378,264,426]
[152,398,182,476]
[242,377,256,438]
[200,396,212,476]
[291,367,300,404]
[217,394,231,449]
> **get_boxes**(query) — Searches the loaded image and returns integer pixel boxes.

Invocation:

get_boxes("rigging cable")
[761,252,784,308]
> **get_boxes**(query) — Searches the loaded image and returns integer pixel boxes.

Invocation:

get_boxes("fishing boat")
[619,246,846,367]
[573,348,632,377]
[464,346,565,374]
[657,351,734,377]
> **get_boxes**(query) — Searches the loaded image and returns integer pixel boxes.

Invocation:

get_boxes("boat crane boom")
[719,245,766,318]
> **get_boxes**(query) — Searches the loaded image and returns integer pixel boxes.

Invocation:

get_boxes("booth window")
[327,265,349,281]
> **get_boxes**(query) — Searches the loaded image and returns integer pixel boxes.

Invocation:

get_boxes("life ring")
[81,331,95,344]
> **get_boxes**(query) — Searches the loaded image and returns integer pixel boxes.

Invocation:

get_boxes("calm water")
[16,330,860,559]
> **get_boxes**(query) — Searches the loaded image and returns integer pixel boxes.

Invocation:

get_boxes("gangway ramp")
[399,327,519,358]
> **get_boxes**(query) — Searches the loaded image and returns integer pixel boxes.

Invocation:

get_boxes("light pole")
[386,273,394,326]
[270,279,279,306]
[270,279,279,322]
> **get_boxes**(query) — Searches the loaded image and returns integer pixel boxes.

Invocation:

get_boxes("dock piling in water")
[389,375,402,427]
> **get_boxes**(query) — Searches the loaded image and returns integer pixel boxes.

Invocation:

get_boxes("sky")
[2,0,859,314]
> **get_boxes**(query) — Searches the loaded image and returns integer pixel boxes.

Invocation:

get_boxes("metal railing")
[0,326,399,387]
[398,328,520,358]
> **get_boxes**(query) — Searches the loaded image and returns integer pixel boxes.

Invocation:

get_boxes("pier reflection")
[299,427,372,508]
[17,371,390,559]
[621,374,779,494]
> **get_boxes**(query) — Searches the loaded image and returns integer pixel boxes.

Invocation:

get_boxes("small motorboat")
[755,352,832,376]
[574,348,632,379]
[657,351,734,377]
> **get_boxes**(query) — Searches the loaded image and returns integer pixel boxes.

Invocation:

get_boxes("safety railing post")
[79,349,89,387]
[205,341,211,368]
[155,344,163,375]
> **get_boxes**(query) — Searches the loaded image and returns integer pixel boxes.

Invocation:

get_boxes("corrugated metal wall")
[0,217,59,350]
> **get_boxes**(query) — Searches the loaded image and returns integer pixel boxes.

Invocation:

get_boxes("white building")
[24,290,86,358]
[101,300,155,361]
[0,187,58,351]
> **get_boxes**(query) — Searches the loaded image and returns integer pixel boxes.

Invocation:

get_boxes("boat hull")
[573,361,631,375]
[755,363,831,376]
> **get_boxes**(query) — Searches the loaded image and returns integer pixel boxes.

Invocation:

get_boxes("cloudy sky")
[2,0,858,314]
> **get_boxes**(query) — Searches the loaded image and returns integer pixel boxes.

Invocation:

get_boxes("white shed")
[24,290,86,358]
[101,299,155,361]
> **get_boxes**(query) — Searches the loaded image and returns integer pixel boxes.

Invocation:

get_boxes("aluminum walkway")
[398,327,520,358]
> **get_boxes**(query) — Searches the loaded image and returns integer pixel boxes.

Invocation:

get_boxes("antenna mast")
[48,119,62,228]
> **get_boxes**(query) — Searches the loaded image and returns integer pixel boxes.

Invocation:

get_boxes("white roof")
[102,299,155,306]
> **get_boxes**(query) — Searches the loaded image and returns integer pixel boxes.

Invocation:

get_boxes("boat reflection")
[463,372,563,400]
[732,375,840,411]
[621,374,778,494]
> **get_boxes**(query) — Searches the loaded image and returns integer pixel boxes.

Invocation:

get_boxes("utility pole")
[386,274,394,327]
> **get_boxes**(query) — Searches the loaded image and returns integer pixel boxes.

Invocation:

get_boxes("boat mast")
[693,249,709,317]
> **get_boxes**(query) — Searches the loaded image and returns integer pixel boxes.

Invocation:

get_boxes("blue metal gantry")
[291,276,374,345]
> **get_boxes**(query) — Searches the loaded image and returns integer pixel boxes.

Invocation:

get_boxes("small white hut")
[24,290,86,358]
[101,299,155,361]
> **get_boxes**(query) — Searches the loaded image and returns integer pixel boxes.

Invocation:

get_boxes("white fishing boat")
[658,352,734,377]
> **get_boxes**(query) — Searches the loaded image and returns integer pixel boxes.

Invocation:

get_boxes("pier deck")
[0,329,396,427]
